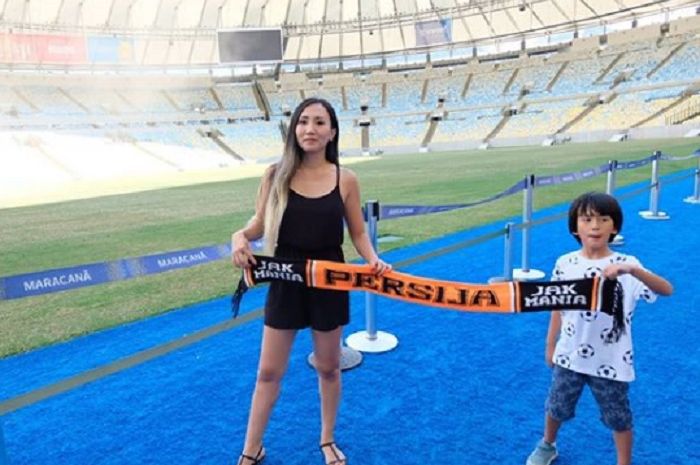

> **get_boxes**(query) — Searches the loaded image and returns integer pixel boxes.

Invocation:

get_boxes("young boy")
[526,192,673,465]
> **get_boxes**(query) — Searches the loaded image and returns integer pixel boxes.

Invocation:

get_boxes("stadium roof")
[0,0,694,62]
[0,0,689,33]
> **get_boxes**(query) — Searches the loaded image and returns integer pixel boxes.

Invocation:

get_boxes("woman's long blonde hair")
[263,98,340,254]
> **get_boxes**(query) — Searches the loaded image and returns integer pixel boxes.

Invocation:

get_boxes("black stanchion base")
[639,211,670,220]
[307,346,363,371]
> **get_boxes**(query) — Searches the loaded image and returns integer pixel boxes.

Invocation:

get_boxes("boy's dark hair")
[568,192,623,244]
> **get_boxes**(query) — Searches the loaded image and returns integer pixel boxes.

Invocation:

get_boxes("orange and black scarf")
[232,255,625,338]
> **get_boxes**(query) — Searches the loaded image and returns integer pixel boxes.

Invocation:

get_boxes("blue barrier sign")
[536,163,608,187]
[140,245,228,275]
[0,245,232,301]
[1,262,115,300]
[380,178,526,220]
[616,156,654,170]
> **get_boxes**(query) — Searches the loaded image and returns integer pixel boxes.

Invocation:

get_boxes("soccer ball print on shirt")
[550,251,656,382]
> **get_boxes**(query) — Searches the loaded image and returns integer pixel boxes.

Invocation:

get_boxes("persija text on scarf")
[232,255,625,341]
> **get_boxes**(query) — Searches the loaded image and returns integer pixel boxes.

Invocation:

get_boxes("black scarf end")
[601,279,625,344]
[231,276,248,319]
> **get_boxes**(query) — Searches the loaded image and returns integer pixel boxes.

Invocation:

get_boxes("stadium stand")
[569,86,688,133]
[1,0,699,191]
[498,99,587,139]
[345,81,384,113]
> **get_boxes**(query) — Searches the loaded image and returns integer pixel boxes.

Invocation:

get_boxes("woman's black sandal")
[319,442,347,464]
[237,445,265,465]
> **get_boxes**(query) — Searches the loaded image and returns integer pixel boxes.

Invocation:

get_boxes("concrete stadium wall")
[607,23,662,46]
[372,123,700,156]
[671,15,700,35]
[489,123,698,147]
[563,124,698,143]
[570,35,601,53]
[335,121,700,160]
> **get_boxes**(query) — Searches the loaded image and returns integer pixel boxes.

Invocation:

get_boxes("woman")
[231,97,390,465]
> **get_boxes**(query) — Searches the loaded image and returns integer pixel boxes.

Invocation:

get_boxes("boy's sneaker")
[526,439,558,465]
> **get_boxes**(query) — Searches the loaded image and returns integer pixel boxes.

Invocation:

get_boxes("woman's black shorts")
[264,245,349,331]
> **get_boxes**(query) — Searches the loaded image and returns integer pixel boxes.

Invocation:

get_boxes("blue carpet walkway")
[1,175,698,465]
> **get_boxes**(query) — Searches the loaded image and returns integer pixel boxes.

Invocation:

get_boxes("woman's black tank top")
[276,165,344,253]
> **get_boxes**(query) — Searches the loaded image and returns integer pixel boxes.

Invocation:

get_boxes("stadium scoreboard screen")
[217,28,283,64]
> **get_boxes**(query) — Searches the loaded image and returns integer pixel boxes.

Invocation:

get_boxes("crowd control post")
[684,161,700,204]
[513,175,544,280]
[606,160,618,195]
[346,200,398,353]
[606,160,625,246]
[640,151,670,220]
[308,202,368,370]
[489,222,515,283]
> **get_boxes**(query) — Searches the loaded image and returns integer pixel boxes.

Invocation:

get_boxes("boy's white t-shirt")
[551,250,656,382]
